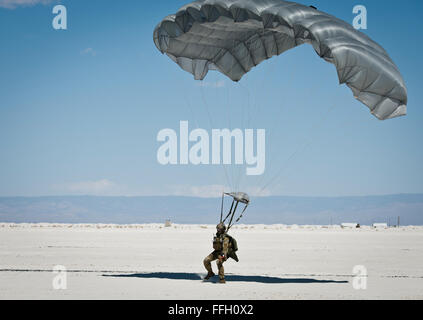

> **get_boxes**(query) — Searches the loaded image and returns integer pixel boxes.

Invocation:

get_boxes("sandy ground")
[0,223,422,300]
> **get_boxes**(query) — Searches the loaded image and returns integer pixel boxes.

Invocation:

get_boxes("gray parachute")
[153,0,407,120]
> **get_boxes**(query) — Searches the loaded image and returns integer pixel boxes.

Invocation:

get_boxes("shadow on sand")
[102,272,348,284]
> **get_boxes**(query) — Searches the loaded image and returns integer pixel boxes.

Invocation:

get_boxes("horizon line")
[0,192,422,199]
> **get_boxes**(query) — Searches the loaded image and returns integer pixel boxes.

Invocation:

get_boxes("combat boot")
[204,272,215,280]
[219,278,226,284]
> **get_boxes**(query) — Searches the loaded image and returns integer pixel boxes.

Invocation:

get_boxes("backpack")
[226,234,238,252]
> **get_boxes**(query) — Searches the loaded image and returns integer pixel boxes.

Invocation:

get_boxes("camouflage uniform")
[203,233,232,282]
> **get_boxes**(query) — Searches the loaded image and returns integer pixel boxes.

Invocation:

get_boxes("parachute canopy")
[153,0,407,120]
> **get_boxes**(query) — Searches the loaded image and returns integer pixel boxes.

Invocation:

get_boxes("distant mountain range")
[0,194,422,225]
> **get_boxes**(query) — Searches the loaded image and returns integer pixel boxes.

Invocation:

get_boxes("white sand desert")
[0,223,422,300]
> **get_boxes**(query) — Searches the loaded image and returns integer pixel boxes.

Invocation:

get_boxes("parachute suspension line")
[234,80,253,193]
[249,28,267,122]
[253,53,299,190]
[243,28,281,193]
[231,36,256,194]
[257,103,339,196]
[267,110,357,196]
[242,36,256,193]
[225,80,237,192]
[226,73,232,133]
[220,192,224,223]
[183,93,200,130]
[254,60,327,192]
[236,29,276,194]
[200,85,216,135]
[230,39,241,194]
[185,89,233,196]
[249,28,279,127]
[246,27,266,129]
[258,104,337,195]
[200,85,233,191]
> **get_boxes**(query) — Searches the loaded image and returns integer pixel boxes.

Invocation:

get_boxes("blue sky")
[0,0,422,197]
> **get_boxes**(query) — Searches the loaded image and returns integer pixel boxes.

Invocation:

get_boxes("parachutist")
[203,223,236,283]
[203,193,247,283]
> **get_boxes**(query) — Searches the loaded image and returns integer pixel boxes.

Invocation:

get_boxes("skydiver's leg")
[203,253,216,278]
[216,259,225,282]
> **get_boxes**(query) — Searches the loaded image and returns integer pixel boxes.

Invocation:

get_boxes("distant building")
[165,219,172,227]
[341,223,359,228]
[372,223,388,228]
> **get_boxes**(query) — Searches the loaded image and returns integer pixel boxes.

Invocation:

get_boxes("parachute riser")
[227,203,249,232]
[219,192,224,223]
[227,201,239,228]
[222,199,235,225]
[219,192,250,232]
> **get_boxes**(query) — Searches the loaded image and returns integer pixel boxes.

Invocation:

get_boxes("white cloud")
[0,0,55,9]
[52,181,273,198]
[167,184,226,198]
[163,184,273,198]
[80,48,97,57]
[58,179,120,196]
[244,186,272,197]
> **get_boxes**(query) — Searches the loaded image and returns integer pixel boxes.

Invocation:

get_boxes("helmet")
[216,223,226,232]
